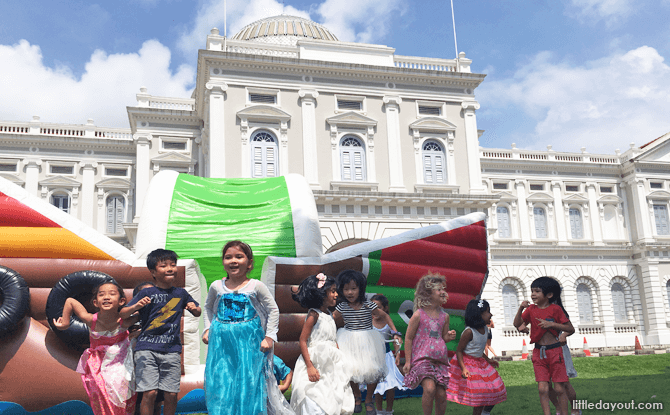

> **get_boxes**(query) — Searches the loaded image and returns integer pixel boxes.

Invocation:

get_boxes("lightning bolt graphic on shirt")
[148,298,181,330]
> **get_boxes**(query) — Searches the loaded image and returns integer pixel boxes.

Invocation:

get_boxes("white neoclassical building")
[1,15,669,352]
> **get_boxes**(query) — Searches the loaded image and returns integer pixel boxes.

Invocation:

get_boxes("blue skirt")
[205,316,267,415]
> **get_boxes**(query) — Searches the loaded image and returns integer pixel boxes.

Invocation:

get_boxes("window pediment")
[598,195,623,204]
[326,111,377,128]
[151,151,195,165]
[96,178,132,191]
[496,191,517,202]
[236,105,291,123]
[0,173,24,186]
[38,176,81,188]
[409,117,457,133]
[563,194,589,203]
[646,190,670,201]
[526,192,554,203]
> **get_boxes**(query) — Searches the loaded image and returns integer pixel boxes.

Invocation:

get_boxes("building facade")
[1,15,669,352]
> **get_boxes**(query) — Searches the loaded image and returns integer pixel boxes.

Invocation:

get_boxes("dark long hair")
[464,299,490,329]
[336,269,367,304]
[292,274,337,309]
[531,276,569,319]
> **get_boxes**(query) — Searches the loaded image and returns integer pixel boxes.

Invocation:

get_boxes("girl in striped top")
[334,270,402,415]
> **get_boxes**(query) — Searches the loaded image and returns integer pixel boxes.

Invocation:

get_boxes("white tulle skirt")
[374,351,407,394]
[336,328,387,384]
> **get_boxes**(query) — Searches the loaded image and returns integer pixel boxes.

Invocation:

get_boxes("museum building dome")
[231,15,339,46]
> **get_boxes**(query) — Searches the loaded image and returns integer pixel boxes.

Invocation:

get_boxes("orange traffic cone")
[583,336,591,356]
[521,339,529,360]
[634,336,642,350]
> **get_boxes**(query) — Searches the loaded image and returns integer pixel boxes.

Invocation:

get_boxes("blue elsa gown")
[205,291,267,415]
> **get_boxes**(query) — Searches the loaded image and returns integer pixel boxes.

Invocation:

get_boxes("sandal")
[354,401,362,413]
[365,402,377,415]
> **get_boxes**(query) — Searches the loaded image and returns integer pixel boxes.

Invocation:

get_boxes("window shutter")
[654,205,669,235]
[576,284,593,323]
[611,283,627,323]
[502,285,518,325]
[570,208,583,239]
[106,198,114,233]
[434,155,444,183]
[534,207,547,238]
[497,207,511,238]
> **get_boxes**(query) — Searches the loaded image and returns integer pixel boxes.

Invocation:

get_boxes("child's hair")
[146,248,178,270]
[370,294,389,312]
[292,273,337,309]
[133,281,155,297]
[336,269,367,304]
[221,240,254,267]
[92,279,126,301]
[464,298,490,329]
[413,272,447,311]
[531,276,569,318]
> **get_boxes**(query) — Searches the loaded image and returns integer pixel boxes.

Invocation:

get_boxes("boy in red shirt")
[514,277,574,415]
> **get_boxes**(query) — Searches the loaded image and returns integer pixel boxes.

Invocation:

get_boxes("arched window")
[251,131,278,178]
[611,283,627,323]
[106,196,125,234]
[603,205,619,240]
[422,140,445,184]
[653,204,669,235]
[340,136,366,181]
[576,283,593,323]
[50,193,70,213]
[533,207,548,238]
[497,206,511,238]
[502,284,518,325]
[569,208,583,239]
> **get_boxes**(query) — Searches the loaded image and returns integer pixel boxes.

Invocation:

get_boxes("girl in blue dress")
[202,240,293,415]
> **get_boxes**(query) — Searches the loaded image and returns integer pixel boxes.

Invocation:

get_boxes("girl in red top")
[513,277,574,415]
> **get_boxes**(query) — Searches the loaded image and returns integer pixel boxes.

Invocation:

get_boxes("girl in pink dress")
[447,299,506,415]
[403,273,457,415]
[53,280,138,415]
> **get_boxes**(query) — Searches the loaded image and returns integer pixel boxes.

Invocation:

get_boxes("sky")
[1,0,669,154]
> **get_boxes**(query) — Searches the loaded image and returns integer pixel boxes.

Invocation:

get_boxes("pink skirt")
[447,355,507,407]
[403,359,450,389]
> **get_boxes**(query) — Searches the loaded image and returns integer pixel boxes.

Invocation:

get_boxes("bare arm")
[186,302,201,317]
[52,298,94,329]
[536,318,574,335]
[300,310,320,382]
[119,296,151,319]
[441,313,457,343]
[279,370,293,393]
[402,311,420,375]
[372,307,403,344]
[455,328,473,378]
[513,300,530,328]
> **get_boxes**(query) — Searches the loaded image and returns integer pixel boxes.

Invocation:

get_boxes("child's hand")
[137,296,151,308]
[260,336,274,352]
[403,362,411,375]
[520,300,530,309]
[202,329,209,345]
[535,317,554,329]
[52,316,70,330]
[186,302,197,312]
[517,322,529,334]
[558,332,568,345]
[307,366,320,382]
[395,352,401,367]
[489,360,499,368]
[461,368,470,379]
[446,329,457,342]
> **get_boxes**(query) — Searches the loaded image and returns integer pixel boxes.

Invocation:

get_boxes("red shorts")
[531,345,568,383]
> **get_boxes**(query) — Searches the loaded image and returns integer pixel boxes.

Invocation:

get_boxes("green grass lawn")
[187,354,669,414]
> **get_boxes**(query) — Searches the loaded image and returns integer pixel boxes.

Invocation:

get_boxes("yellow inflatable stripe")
[0,227,115,260]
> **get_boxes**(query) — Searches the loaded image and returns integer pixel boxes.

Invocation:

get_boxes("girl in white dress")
[291,273,355,415]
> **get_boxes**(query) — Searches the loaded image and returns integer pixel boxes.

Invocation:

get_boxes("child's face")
[372,299,389,314]
[481,309,492,324]
[530,287,550,305]
[93,283,125,311]
[430,284,448,305]
[223,246,252,279]
[342,280,360,304]
[324,286,338,308]
[152,259,177,288]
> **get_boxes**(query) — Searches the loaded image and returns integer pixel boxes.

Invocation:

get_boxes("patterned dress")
[403,309,450,389]
[77,313,136,415]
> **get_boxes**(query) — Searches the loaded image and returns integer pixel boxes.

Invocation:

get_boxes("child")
[514,276,575,415]
[53,279,138,415]
[273,354,294,394]
[402,273,457,415]
[334,270,401,415]
[370,294,406,415]
[447,299,507,415]
[290,273,355,415]
[202,241,292,415]
[121,249,201,415]
[484,318,496,358]
[129,282,163,415]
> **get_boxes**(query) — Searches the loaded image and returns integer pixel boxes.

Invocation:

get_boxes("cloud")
[177,0,407,56]
[565,0,634,25]
[0,39,195,127]
[478,46,670,153]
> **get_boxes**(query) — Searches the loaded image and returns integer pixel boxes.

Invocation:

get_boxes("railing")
[481,148,624,165]
[0,121,132,141]
[40,127,84,136]
[613,324,638,334]
[578,325,603,335]
[502,327,525,337]
[225,40,298,58]
[0,124,29,134]
[148,97,195,111]
[482,151,512,158]
[394,55,457,72]
[93,128,133,140]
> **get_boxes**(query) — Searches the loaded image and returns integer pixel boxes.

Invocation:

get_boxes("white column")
[586,183,603,244]
[638,262,670,345]
[366,126,377,184]
[79,161,97,227]
[23,158,41,196]
[618,183,630,241]
[206,81,228,178]
[383,96,406,192]
[551,182,569,245]
[516,180,532,245]
[134,134,152,221]
[461,101,485,194]
[299,89,320,189]
[446,132,457,185]
[279,121,289,177]
[629,179,653,242]
[330,126,340,182]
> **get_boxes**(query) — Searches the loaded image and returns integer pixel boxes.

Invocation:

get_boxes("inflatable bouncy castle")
[0,171,488,413]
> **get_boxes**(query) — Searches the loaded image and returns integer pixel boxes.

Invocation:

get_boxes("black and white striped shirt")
[336,300,377,331]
